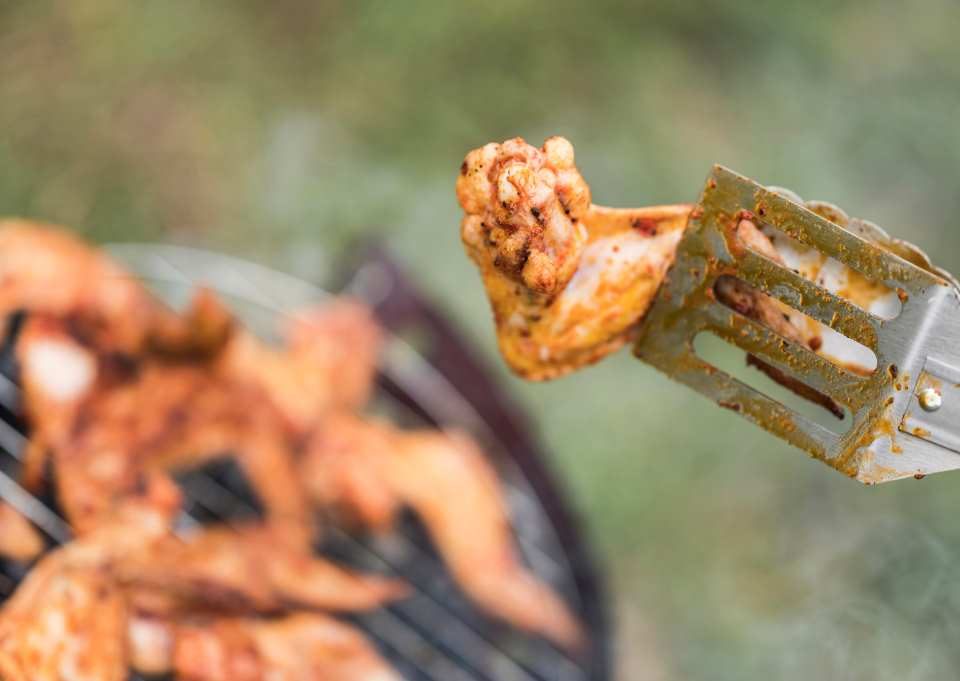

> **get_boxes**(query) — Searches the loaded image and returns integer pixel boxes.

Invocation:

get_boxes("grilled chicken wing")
[174,613,402,681]
[457,137,874,405]
[304,412,584,650]
[457,137,690,379]
[17,295,382,539]
[16,316,311,539]
[215,299,381,432]
[0,503,44,563]
[115,524,408,615]
[0,508,163,681]
[302,412,401,531]
[0,222,232,357]
[0,560,127,681]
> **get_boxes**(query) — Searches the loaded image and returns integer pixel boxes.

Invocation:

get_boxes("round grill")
[0,244,611,681]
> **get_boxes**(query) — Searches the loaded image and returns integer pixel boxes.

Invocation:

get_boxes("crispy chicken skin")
[0,503,44,563]
[457,137,690,379]
[174,613,402,681]
[304,412,584,650]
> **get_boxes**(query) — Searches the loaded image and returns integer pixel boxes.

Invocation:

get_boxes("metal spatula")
[634,166,960,483]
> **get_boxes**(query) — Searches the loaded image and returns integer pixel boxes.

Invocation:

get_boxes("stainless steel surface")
[900,357,960,457]
[635,166,960,483]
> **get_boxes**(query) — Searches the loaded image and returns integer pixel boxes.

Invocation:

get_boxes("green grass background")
[3,2,960,678]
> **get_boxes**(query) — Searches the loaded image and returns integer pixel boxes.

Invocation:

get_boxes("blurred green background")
[3,1,960,678]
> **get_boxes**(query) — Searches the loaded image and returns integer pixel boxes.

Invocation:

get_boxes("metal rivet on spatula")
[919,388,942,412]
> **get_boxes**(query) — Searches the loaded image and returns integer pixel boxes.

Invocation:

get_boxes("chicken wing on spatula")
[458,138,960,482]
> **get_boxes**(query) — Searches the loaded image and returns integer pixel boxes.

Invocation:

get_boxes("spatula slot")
[693,331,852,433]
[739,221,903,322]
[748,183,941,297]
[712,274,878,377]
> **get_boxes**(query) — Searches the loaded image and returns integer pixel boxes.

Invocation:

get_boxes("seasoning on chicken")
[457,137,691,379]
[0,503,44,563]
[304,412,584,650]
[174,613,403,681]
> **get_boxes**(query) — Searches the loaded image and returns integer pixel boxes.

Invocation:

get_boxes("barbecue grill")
[0,244,611,681]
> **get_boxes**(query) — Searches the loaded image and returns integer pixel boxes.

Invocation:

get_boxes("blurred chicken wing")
[0,555,127,681]
[174,613,402,681]
[217,299,382,431]
[302,412,400,531]
[115,523,407,615]
[17,315,310,538]
[304,413,584,650]
[0,222,232,356]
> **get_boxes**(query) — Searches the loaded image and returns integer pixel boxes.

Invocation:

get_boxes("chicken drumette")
[458,137,699,379]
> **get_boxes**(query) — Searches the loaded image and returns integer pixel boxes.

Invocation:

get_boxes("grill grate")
[0,247,611,681]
